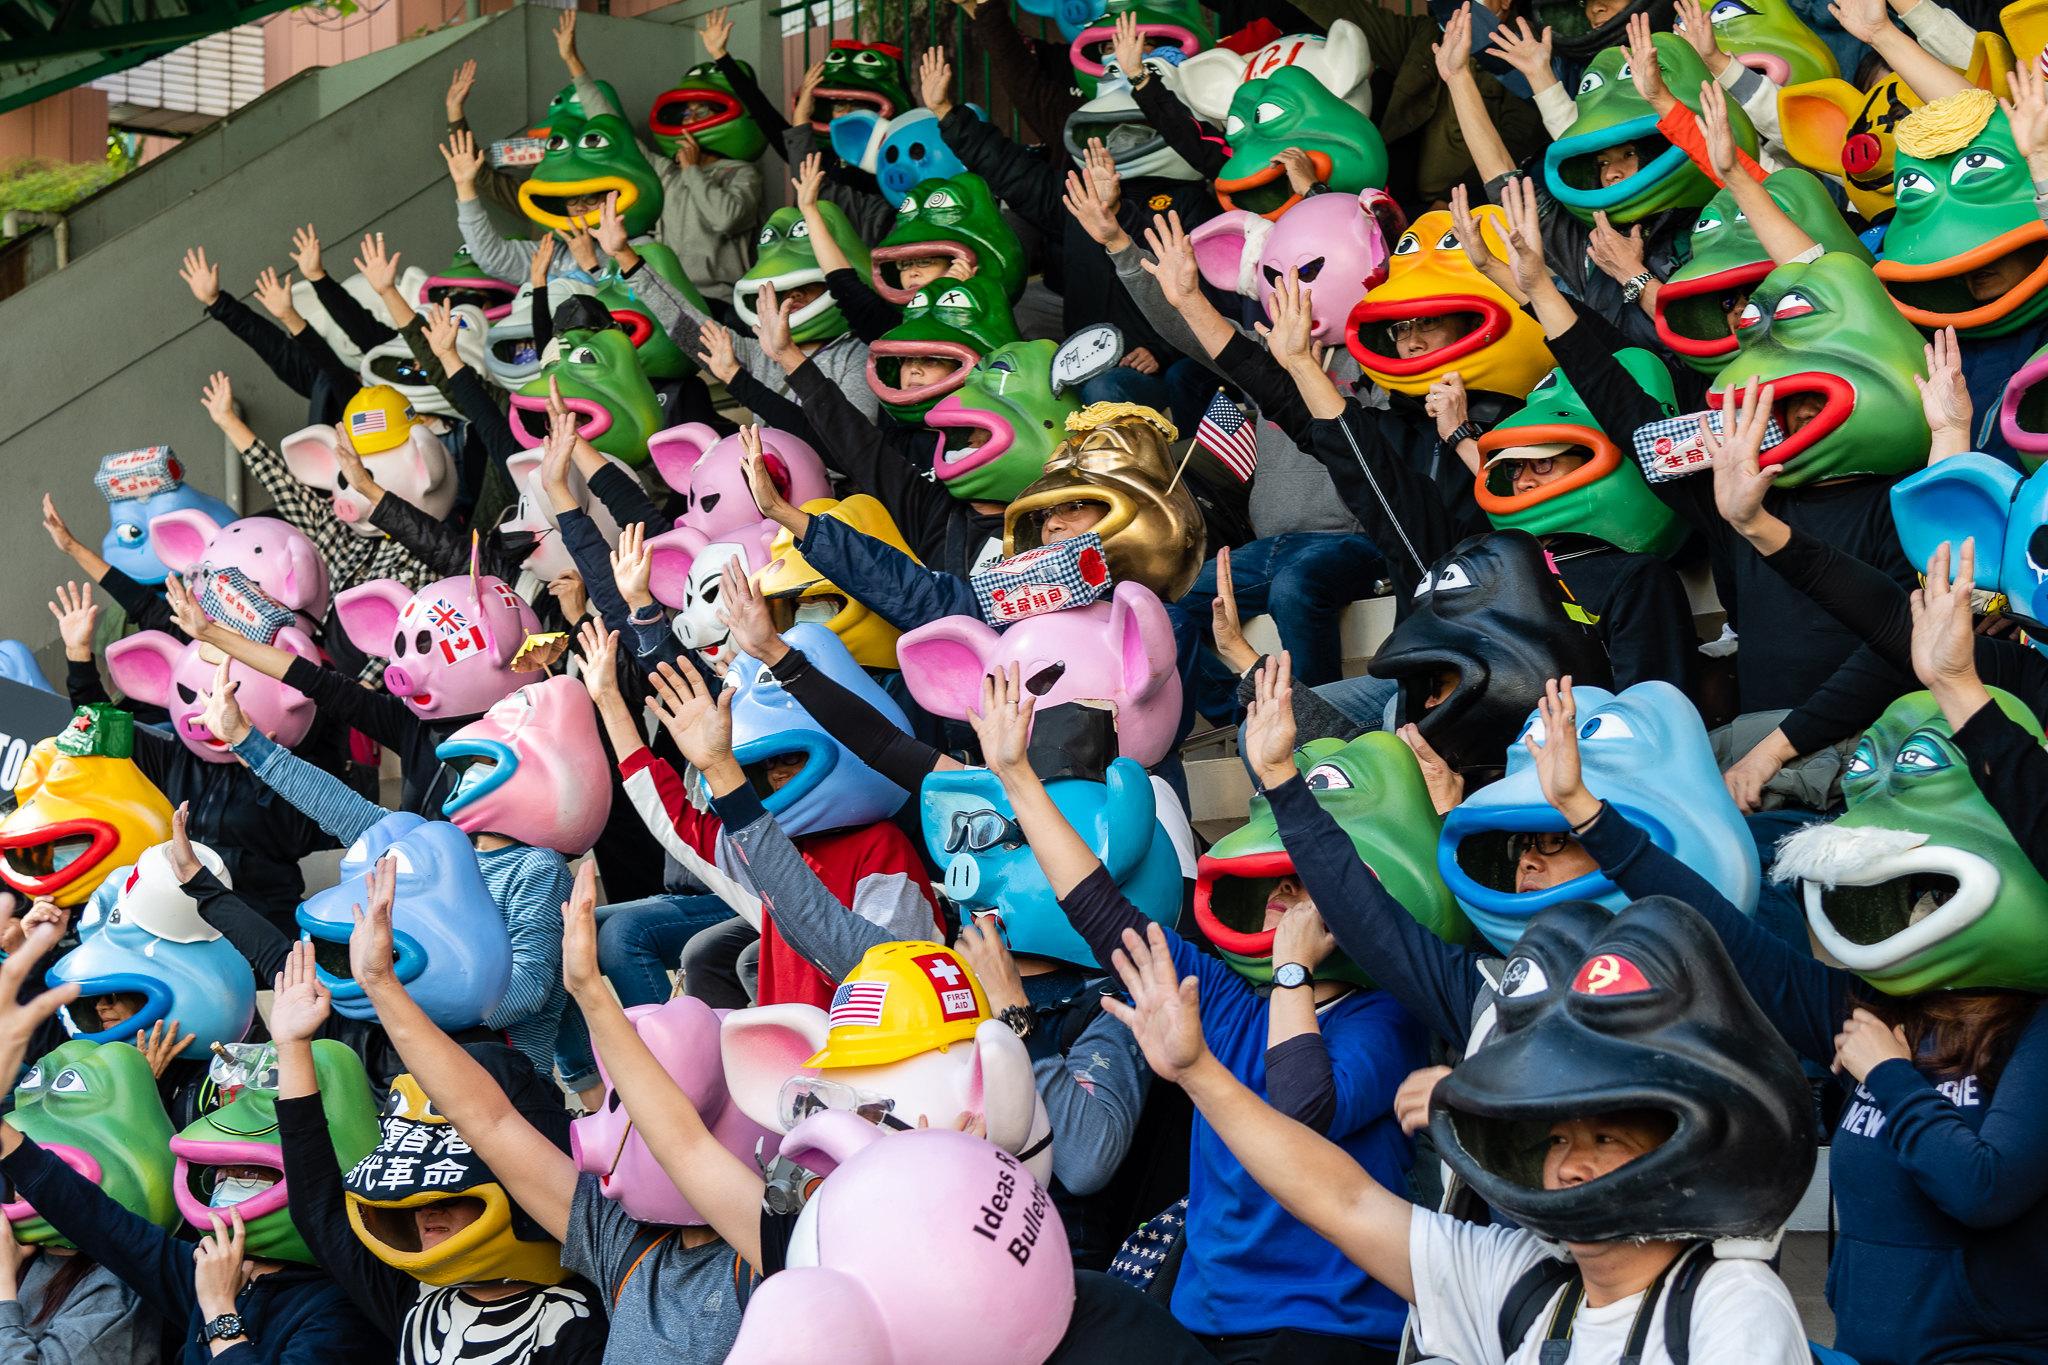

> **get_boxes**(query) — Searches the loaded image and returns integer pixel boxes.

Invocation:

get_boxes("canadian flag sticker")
[912,952,980,1022]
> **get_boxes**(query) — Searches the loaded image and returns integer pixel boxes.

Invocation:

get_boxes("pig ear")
[400,430,444,502]
[104,632,183,708]
[1357,188,1407,279]
[1776,79,1862,175]
[968,1020,1050,1174]
[1097,758,1156,882]
[1176,47,1245,122]
[719,1005,831,1132]
[279,425,341,489]
[778,1108,887,1177]
[334,580,412,658]
[1189,211,1266,296]
[283,532,333,618]
[1325,17,1372,83]
[647,527,709,609]
[648,423,720,494]
[273,626,322,667]
[504,450,543,489]
[829,111,885,172]
[725,1270,888,1365]
[1109,582,1177,705]
[896,615,1005,720]
[147,509,223,575]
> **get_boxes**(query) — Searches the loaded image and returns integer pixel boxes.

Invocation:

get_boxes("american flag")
[350,408,388,438]
[828,981,891,1030]
[1194,390,1258,482]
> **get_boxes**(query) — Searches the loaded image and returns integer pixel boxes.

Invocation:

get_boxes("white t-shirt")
[1407,1208,1809,1365]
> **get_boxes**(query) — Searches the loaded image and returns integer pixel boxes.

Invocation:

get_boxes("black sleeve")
[203,294,337,402]
[310,273,398,353]
[188,867,295,981]
[1954,698,2048,881]
[64,657,110,708]
[1263,1033,1339,1133]
[767,645,941,790]
[1541,296,1677,444]
[1214,332,1314,448]
[940,107,1061,236]
[717,53,794,159]
[445,366,524,473]
[274,1094,413,1338]
[286,321,367,395]
[969,1,1084,147]
[532,277,554,360]
[825,266,903,345]
[724,367,816,437]
[1762,527,1911,673]
[1130,75,1229,180]
[366,493,484,581]
[96,567,173,635]
[786,360,960,564]
[282,655,421,753]
[1056,866,1162,978]
[1304,412,1470,596]
[1594,553,1698,693]
[1778,512,1922,754]
[588,461,672,537]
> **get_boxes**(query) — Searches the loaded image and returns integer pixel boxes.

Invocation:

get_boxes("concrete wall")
[0,0,770,679]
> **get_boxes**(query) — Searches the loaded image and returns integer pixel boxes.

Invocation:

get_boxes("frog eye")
[1617,59,1633,81]
[789,219,811,239]
[1519,712,1549,745]
[1895,168,1936,200]
[50,1069,87,1095]
[1695,211,1723,233]
[1579,713,1635,740]
[909,289,933,309]
[1951,150,2008,186]
[987,354,1016,374]
[545,132,570,152]
[1772,290,1817,321]
[1578,70,1605,95]
[1254,101,1285,124]
[18,1066,41,1091]
[576,129,611,151]
[757,225,779,245]
[935,288,974,309]
[854,50,885,66]
[1393,231,1420,255]
[1436,229,1461,251]
[1304,762,1354,791]
[1533,372,1560,391]
[899,193,918,213]
[1412,568,1434,596]
[1896,732,1953,773]
[1732,209,1748,222]
[1709,0,1757,21]
[1734,300,1765,329]
[569,345,598,365]
[1844,740,1876,780]
[1225,113,1246,137]
[925,189,958,210]
[1433,562,1472,591]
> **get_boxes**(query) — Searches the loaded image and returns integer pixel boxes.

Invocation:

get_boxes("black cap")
[552,295,622,337]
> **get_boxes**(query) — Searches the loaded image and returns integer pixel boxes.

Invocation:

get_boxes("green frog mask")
[811,41,910,130]
[511,326,663,467]
[1213,65,1388,220]
[519,112,664,237]
[926,340,1083,502]
[7,1040,176,1247]
[592,242,708,382]
[650,58,768,161]
[871,174,1026,305]
[866,272,1023,422]
[1675,0,1837,87]
[734,204,875,346]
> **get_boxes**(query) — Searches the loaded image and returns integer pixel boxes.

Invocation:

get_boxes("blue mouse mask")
[720,623,911,838]
[921,757,1180,966]
[295,814,511,1030]
[0,642,55,694]
[1438,682,1760,952]
[832,108,973,205]
[49,841,254,1059]
[1892,452,2048,652]
[95,448,236,588]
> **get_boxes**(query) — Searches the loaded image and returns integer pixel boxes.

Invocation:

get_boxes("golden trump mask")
[1005,403,1205,602]
[755,495,923,672]
[0,705,174,907]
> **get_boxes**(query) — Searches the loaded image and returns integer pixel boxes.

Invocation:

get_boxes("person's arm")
[210,292,348,401]
[0,1138,194,1325]
[1953,700,2048,877]
[782,361,956,561]
[1594,555,1700,692]
[712,783,897,982]
[966,1,1084,146]
[230,726,388,844]
[936,105,1061,236]
[364,490,474,580]
[722,365,815,437]
[1437,5,1517,183]
[481,852,570,1037]
[271,1093,409,1337]
[309,272,398,354]
[1538,294,1680,442]
[609,727,762,924]
[1835,0,1971,101]
[795,511,982,630]
[824,267,903,346]
[219,423,360,567]
[280,655,418,750]
[610,246,709,359]
[442,364,524,470]
[1655,99,1766,188]
[586,460,671,537]
[767,646,944,791]
[1128,67,1229,180]
[0,1257,157,1365]
[714,52,794,156]
[454,196,542,293]
[188,866,297,982]
[1030,1005,1148,1196]
[1893,0,1978,68]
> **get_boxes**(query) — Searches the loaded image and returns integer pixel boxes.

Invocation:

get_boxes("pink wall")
[0,86,110,163]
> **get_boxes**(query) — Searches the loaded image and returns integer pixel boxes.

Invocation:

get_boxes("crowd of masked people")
[4,0,2048,1355]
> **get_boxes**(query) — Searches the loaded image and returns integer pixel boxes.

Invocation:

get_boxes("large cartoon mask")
[495,447,628,585]
[336,573,539,722]
[734,204,874,346]
[927,341,1082,503]
[922,749,1179,965]
[723,624,912,838]
[171,1039,380,1264]
[295,814,513,1030]
[280,386,457,539]
[1192,189,1405,345]
[590,242,709,382]
[6,1040,177,1247]
[832,108,973,206]
[418,244,518,321]
[1213,66,1389,220]
[726,1116,1073,1365]
[1178,20,1374,124]
[810,41,910,130]
[1369,532,1614,777]
[147,509,331,622]
[484,277,599,390]
[0,644,54,694]
[93,448,236,588]
[867,272,1023,422]
[519,112,663,236]
[510,327,662,468]
[292,268,432,374]
[1543,37,1758,226]
[1432,896,1816,1247]
[1707,252,1930,486]
[570,997,779,1226]
[1068,0,1214,96]
[347,1050,574,1286]
[1775,690,2048,992]
[650,58,768,161]
[1197,733,1467,984]
[1675,0,1836,86]
[1894,451,2048,622]
[644,422,831,612]
[1016,0,1102,43]
[1440,683,1760,952]
[438,676,613,855]
[721,942,1054,1183]
[871,174,1025,304]
[753,496,921,671]
[1655,168,1873,371]
[1875,92,2048,336]
[1998,341,2048,469]
[1472,354,1687,556]
[359,304,488,421]
[1004,403,1205,601]
[107,621,321,763]
[1347,207,1557,399]
[1061,53,1203,181]
[0,706,174,907]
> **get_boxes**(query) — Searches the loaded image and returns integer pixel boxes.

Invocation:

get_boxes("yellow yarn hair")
[1066,401,1179,443]
[1894,88,1998,160]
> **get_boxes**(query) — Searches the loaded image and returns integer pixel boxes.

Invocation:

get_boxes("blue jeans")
[1314,675,1402,731]
[1077,366,1171,415]
[598,893,740,1007]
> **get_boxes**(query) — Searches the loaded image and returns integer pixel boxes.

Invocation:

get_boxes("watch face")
[1274,962,1309,989]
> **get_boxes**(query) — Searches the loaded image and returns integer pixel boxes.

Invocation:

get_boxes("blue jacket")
[796,511,981,633]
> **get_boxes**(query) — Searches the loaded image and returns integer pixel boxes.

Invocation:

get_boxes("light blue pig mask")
[295,813,511,1030]
[921,757,1180,966]
[1437,682,1760,952]
[831,107,975,206]
[719,623,911,838]
[48,842,254,1059]
[1892,452,2048,655]
[95,449,236,588]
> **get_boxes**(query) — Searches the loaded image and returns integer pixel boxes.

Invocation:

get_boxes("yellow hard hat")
[342,385,421,457]
[754,494,922,671]
[806,941,990,1070]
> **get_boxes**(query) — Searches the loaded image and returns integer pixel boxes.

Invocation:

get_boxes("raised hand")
[198,658,253,747]
[1827,0,1887,45]
[422,299,463,364]
[1449,183,1519,301]
[595,191,631,256]
[163,572,211,640]
[1111,10,1148,82]
[793,152,826,210]
[1498,175,1550,298]
[700,5,733,59]
[1910,539,1986,707]
[1522,676,1599,825]
[1255,271,1321,372]
[1624,12,1672,110]
[251,267,296,323]
[180,246,221,307]
[1083,136,1121,210]
[1704,373,1781,538]
[439,129,485,198]
[753,281,799,364]
[576,621,621,707]
[1699,79,1740,179]
[791,61,827,125]
[268,938,331,1044]
[2007,58,2048,175]
[135,1018,197,1079]
[289,223,324,281]
[919,47,954,116]
[967,662,1035,774]
[1139,211,1200,308]
[553,8,583,75]
[559,222,601,273]
[560,858,605,1000]
[610,522,655,609]
[695,319,741,383]
[1485,17,1556,89]
[646,662,734,772]
[1915,326,1971,451]
[1241,653,1301,790]
[1674,0,1728,69]
[1061,169,1125,250]
[529,233,557,291]
[0,914,79,1102]
[348,854,401,993]
[1209,545,1258,673]
[1397,723,1464,815]
[48,582,100,662]
[445,59,478,121]
[39,495,81,558]
[1098,923,1209,1083]
[1433,3,1475,85]
[354,232,401,293]
[715,556,784,664]
[168,801,203,884]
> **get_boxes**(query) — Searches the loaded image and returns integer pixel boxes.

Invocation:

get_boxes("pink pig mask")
[1190,189,1405,345]
[147,510,332,623]
[644,423,830,609]
[278,422,457,538]
[725,1114,1074,1365]
[569,997,779,1226]
[335,574,539,721]
[107,631,320,763]
[437,676,614,855]
[497,450,628,584]
[897,581,1182,768]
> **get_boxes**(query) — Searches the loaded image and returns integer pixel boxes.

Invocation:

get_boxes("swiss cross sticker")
[1572,953,1653,996]
[912,952,979,1022]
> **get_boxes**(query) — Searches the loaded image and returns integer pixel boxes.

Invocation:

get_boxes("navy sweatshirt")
[1577,803,2048,1364]
[1953,699,2048,884]
[0,1136,374,1365]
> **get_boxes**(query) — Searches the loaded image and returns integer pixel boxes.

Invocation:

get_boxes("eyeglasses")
[1515,457,1561,476]
[1388,319,1444,340]
[1510,831,1575,858]
[943,808,1026,855]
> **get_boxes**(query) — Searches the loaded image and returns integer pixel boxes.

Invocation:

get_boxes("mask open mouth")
[507,394,614,449]
[366,352,434,389]
[927,401,1018,482]
[1347,296,1504,379]
[650,88,744,140]
[866,340,979,407]
[438,739,517,819]
[1781,827,1998,977]
[1706,370,1851,471]
[1543,115,1696,214]
[733,271,833,330]
[1876,222,2048,331]
[1063,108,1165,173]
[420,278,516,320]
[517,178,641,231]
[1192,849,1296,959]
[0,820,118,899]
[2000,346,2048,455]
[809,88,897,128]
[610,309,654,349]
[293,911,427,1002]
[1734,50,1793,83]
[1439,1101,1683,1196]
[1216,152,1333,220]
[732,731,839,815]
[769,593,848,635]
[0,1144,100,1225]
[170,1138,289,1228]
[1474,429,1611,515]
[1654,259,1772,359]
[489,331,542,375]
[1439,801,1677,918]
[56,972,174,1046]
[871,240,980,303]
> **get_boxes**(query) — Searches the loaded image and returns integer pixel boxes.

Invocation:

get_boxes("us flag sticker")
[829,980,890,1029]
[913,952,978,1021]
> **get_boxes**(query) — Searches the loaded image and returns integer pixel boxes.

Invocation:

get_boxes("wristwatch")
[202,1313,246,1345]
[1447,419,1483,447]
[1273,962,1315,991]
[998,1004,1035,1039]
[1620,270,1654,303]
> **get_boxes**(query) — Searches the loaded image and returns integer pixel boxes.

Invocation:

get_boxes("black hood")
[1431,896,1816,1245]
[1547,0,1679,63]
[1368,530,1612,778]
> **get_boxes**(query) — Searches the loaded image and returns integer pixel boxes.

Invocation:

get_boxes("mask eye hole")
[175,683,198,705]
[1023,661,1066,695]
[414,629,433,656]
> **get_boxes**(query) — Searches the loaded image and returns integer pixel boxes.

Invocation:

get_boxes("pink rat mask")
[896,581,1181,768]
[147,510,332,624]
[496,449,628,585]
[436,676,614,855]
[277,423,457,540]
[334,574,539,722]
[1191,188,1405,345]
[106,625,320,764]
[569,997,778,1226]
[644,423,831,608]
[726,1113,1074,1365]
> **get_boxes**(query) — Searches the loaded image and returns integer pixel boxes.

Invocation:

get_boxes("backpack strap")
[1497,1256,1580,1357]
[1655,1242,1717,1365]
[611,1224,677,1310]
[1469,957,1509,1053]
